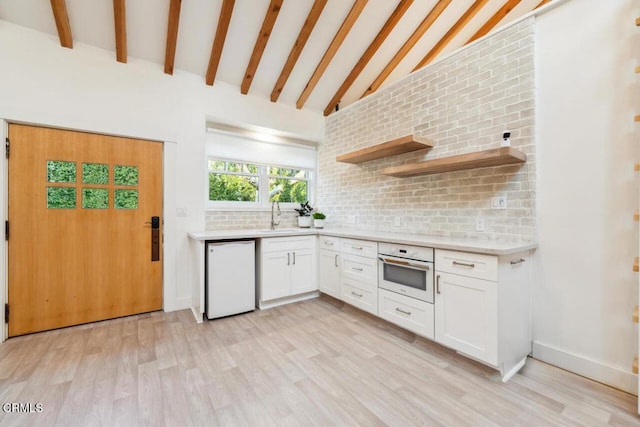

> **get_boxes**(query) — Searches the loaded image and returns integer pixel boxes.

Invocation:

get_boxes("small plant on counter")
[295,201,314,228]
[313,212,326,229]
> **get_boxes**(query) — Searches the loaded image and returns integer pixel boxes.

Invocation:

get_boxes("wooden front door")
[7,124,163,337]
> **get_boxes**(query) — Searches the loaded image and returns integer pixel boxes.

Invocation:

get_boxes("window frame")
[206,157,314,211]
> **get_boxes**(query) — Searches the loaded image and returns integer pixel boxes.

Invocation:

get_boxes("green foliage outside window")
[209,173,258,201]
[82,188,108,209]
[82,163,109,184]
[115,190,139,209]
[114,165,138,186]
[47,187,76,208]
[47,161,76,183]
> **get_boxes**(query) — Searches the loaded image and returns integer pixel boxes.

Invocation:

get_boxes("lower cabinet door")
[378,289,434,339]
[319,249,340,298]
[291,248,317,294]
[340,278,377,315]
[261,251,291,301]
[434,272,498,365]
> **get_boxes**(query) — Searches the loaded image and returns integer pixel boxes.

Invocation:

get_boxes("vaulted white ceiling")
[0,0,550,115]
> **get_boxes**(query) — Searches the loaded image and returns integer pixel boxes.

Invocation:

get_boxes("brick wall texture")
[318,18,536,241]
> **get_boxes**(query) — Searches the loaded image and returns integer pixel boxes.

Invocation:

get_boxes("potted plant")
[294,201,313,228]
[312,212,326,229]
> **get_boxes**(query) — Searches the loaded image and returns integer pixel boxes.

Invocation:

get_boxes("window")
[208,159,312,209]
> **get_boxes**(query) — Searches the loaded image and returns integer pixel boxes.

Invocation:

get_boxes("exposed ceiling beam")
[50,0,73,48]
[241,0,284,95]
[360,0,451,100]
[164,0,182,75]
[413,0,491,71]
[296,0,368,109]
[270,0,327,102]
[206,0,235,86]
[535,0,551,8]
[323,0,414,116]
[467,0,520,44]
[113,0,127,63]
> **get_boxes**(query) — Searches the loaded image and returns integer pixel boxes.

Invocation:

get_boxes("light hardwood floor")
[0,295,638,426]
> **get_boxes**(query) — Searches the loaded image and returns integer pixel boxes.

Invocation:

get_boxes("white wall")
[535,0,638,393]
[0,21,324,326]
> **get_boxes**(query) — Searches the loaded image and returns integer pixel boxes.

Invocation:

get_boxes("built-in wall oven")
[378,243,434,303]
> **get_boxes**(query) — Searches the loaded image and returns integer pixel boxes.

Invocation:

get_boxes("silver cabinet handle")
[352,246,363,250]
[351,291,363,298]
[352,267,363,271]
[510,258,525,265]
[334,254,338,267]
[287,253,290,266]
[452,261,475,268]
[324,241,334,246]
[293,252,296,265]
[436,274,441,294]
[395,308,411,316]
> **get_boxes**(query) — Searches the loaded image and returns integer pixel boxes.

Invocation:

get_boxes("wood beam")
[113,0,127,63]
[323,0,413,116]
[535,0,551,8]
[206,0,235,86]
[413,0,490,71]
[50,0,73,48]
[360,0,451,100]
[241,0,284,95]
[271,0,327,102]
[164,0,182,75]
[467,0,520,44]
[296,0,368,109]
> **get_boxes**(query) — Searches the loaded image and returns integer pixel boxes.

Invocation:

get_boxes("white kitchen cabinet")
[378,288,434,339]
[339,238,378,315]
[318,236,340,299]
[257,236,317,308]
[434,249,532,381]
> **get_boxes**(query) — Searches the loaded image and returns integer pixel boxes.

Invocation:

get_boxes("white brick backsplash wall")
[205,210,299,231]
[319,18,536,241]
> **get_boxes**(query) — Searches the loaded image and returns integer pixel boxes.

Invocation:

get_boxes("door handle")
[436,274,441,294]
[150,216,160,261]
[334,254,338,267]
[293,252,296,265]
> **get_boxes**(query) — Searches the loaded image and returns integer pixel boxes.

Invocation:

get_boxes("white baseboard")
[533,341,637,395]
[190,306,203,323]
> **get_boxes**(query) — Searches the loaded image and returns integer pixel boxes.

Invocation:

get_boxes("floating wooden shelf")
[634,306,639,323]
[635,257,639,273]
[635,115,640,123]
[381,147,526,178]
[636,66,640,74]
[636,17,640,26]
[635,210,639,222]
[636,163,640,172]
[336,135,433,164]
[634,355,638,375]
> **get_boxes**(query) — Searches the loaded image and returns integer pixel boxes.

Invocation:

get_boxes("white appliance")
[207,240,255,319]
[378,242,434,303]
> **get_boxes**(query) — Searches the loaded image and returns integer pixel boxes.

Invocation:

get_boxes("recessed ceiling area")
[0,0,551,115]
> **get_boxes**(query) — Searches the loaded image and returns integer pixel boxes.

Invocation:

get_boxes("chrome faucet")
[270,200,281,230]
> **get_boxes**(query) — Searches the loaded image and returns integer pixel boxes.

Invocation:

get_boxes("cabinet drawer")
[435,249,498,281]
[340,253,377,285]
[318,236,340,251]
[340,278,377,315]
[378,289,434,340]
[340,238,377,258]
[262,235,315,253]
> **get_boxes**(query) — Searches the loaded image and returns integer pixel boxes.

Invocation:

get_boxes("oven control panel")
[378,242,434,262]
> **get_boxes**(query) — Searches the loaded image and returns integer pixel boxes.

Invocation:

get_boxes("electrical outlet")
[176,207,188,217]
[491,196,507,209]
[394,217,401,227]
[475,217,485,232]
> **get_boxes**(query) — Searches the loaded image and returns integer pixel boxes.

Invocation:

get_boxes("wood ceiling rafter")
[241,0,284,95]
[323,0,414,116]
[206,0,235,86]
[296,0,368,110]
[467,0,521,44]
[271,0,328,102]
[164,0,182,75]
[50,0,73,48]
[413,0,491,71]
[360,0,452,100]
[535,0,551,8]
[113,0,127,63]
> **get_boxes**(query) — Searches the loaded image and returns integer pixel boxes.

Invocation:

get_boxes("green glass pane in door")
[82,188,108,209]
[114,165,138,186]
[82,163,109,184]
[47,187,76,208]
[47,161,76,183]
[115,189,138,209]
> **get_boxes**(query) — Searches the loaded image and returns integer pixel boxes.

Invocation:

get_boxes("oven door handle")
[378,256,431,271]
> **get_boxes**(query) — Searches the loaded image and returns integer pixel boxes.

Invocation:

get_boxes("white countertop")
[188,227,536,256]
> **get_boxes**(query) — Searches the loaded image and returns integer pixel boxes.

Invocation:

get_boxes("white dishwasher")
[207,240,256,319]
